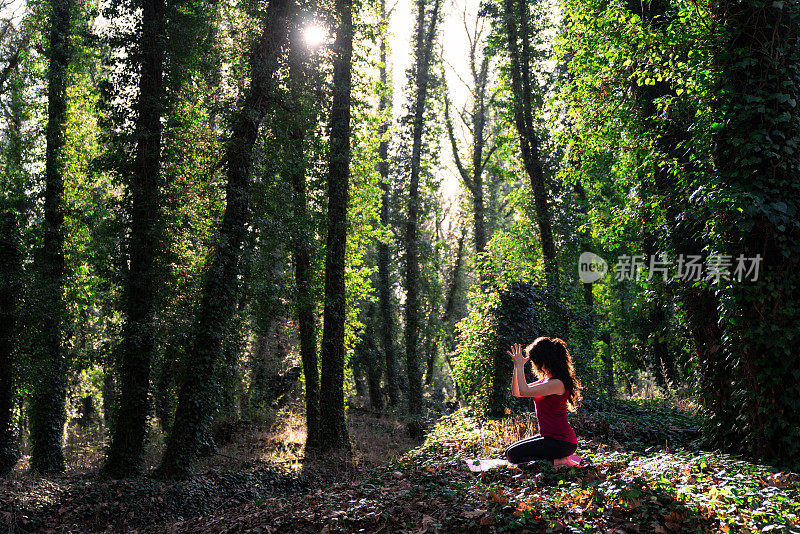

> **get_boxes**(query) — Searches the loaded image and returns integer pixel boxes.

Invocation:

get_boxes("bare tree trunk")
[318,0,353,452]
[405,0,441,416]
[103,0,166,478]
[158,0,291,478]
[30,0,72,475]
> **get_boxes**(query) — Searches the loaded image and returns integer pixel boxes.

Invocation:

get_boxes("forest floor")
[2,399,799,533]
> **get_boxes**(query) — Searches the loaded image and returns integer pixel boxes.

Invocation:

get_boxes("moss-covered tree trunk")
[157,0,291,478]
[30,0,72,475]
[318,0,353,452]
[355,304,384,410]
[103,0,166,478]
[405,0,441,416]
[638,186,674,387]
[289,126,320,449]
[488,283,555,416]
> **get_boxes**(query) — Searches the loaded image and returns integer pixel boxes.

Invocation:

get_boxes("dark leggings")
[504,434,577,464]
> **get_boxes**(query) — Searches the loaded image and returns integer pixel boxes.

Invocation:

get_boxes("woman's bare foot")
[553,455,579,468]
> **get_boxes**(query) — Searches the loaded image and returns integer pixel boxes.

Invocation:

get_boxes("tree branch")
[444,93,473,193]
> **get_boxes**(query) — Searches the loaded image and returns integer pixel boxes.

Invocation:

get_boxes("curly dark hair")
[525,337,582,411]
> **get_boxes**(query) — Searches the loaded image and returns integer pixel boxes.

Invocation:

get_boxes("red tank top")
[533,380,577,444]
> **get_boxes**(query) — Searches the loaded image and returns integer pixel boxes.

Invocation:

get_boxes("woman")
[505,336,582,467]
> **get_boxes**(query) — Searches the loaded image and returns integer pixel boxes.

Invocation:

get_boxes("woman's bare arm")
[512,360,545,397]
[515,373,564,398]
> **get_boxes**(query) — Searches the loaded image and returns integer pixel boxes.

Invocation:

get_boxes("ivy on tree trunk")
[30,0,72,475]
[377,0,399,407]
[405,0,441,416]
[318,0,354,452]
[157,0,291,478]
[103,0,167,479]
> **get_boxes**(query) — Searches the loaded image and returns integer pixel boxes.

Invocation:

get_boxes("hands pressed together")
[507,343,529,366]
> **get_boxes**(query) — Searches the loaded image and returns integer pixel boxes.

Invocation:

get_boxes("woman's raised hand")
[507,343,528,365]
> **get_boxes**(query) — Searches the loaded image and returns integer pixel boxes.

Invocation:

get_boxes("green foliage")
[453,285,499,409]
[555,0,800,469]
[455,276,595,415]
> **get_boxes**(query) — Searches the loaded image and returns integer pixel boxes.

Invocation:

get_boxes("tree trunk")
[365,345,384,410]
[0,76,24,477]
[573,181,595,316]
[639,189,674,387]
[357,304,384,410]
[30,0,72,475]
[441,231,464,340]
[317,0,353,452]
[599,331,614,397]
[103,0,166,478]
[153,332,184,433]
[0,211,21,476]
[377,0,399,407]
[424,336,435,387]
[157,0,291,478]
[623,0,728,429]
[501,0,558,283]
[405,0,441,416]
[444,36,493,256]
[286,38,321,452]
[711,0,800,464]
[471,59,488,254]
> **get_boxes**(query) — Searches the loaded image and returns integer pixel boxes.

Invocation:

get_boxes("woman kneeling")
[505,337,581,468]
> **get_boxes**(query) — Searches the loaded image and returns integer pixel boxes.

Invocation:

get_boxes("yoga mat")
[465,458,510,473]
[465,454,585,473]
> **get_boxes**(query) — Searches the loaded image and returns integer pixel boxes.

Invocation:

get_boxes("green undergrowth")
[401,405,800,533]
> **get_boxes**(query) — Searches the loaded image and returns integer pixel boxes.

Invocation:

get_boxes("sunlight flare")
[302,24,327,48]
